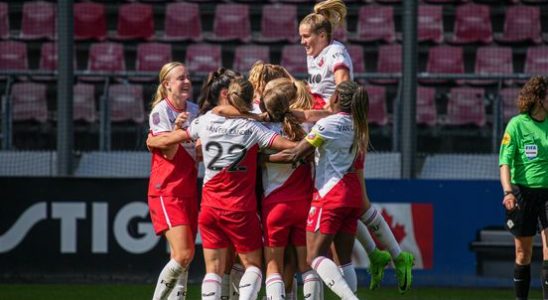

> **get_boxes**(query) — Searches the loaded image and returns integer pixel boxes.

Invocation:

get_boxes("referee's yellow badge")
[502,132,511,145]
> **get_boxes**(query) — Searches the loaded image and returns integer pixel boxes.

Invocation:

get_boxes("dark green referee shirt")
[499,113,548,188]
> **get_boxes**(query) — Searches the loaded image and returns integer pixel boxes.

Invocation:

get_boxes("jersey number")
[205,142,248,172]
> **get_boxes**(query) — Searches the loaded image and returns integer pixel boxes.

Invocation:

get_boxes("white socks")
[239,266,262,300]
[153,259,185,300]
[311,256,357,300]
[168,269,189,300]
[356,221,377,254]
[230,263,245,299]
[202,273,222,300]
[361,207,402,258]
[265,273,285,300]
[302,270,323,300]
[340,263,357,294]
[221,274,230,300]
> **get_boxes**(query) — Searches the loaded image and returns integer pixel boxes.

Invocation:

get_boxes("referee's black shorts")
[505,185,548,237]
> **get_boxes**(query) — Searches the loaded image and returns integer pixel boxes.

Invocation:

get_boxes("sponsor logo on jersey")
[318,57,324,67]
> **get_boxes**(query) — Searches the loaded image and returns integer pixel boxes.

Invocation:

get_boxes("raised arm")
[146,129,190,150]
[213,104,267,122]
[291,109,331,123]
[267,138,315,164]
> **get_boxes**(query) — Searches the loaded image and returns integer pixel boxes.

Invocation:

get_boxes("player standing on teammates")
[147,62,199,300]
[187,79,298,300]
[300,0,415,293]
[499,76,548,300]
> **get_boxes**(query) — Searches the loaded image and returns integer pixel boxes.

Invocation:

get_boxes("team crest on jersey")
[318,57,324,67]
[501,132,510,145]
[152,112,160,125]
[307,132,316,140]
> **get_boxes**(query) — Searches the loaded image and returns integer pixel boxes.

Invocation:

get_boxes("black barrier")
[0,177,204,283]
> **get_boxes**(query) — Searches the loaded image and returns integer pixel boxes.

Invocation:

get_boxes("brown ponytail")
[227,78,254,113]
[263,78,305,141]
[337,81,369,153]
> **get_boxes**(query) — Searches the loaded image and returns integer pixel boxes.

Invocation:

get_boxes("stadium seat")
[418,5,443,44]
[421,46,464,84]
[185,44,222,74]
[255,4,299,43]
[36,42,56,81]
[346,45,365,74]
[333,23,348,42]
[467,46,513,86]
[524,46,548,76]
[108,84,145,123]
[370,44,401,85]
[0,41,28,73]
[449,3,493,44]
[82,42,126,82]
[496,5,542,44]
[366,85,388,126]
[417,86,437,127]
[10,82,48,123]
[352,6,396,43]
[499,87,519,123]
[423,0,468,3]
[160,2,202,42]
[446,87,486,127]
[19,1,56,40]
[0,2,9,40]
[132,42,172,82]
[74,2,107,41]
[521,0,548,3]
[73,83,97,123]
[233,45,270,73]
[114,3,154,40]
[280,45,307,75]
[208,4,251,42]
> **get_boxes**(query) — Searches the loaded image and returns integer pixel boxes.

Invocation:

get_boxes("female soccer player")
[300,0,415,293]
[188,79,298,300]
[147,62,199,300]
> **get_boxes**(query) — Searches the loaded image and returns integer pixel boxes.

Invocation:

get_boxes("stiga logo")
[525,144,538,160]
[0,202,160,254]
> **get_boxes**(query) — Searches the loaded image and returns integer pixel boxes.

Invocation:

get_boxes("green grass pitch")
[0,284,543,300]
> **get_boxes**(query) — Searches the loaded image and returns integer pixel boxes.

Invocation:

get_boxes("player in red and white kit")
[147,62,199,300]
[187,79,297,300]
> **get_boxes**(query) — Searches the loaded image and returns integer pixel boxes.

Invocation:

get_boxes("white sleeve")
[187,116,202,141]
[149,106,172,135]
[251,121,278,149]
[329,47,352,73]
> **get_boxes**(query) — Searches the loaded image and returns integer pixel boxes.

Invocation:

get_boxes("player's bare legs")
[153,225,195,300]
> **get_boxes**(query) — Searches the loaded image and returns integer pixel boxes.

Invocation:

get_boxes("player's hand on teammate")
[174,112,189,129]
[502,193,519,211]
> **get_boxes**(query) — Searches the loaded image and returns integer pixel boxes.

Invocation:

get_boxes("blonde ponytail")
[301,0,347,40]
[290,80,313,110]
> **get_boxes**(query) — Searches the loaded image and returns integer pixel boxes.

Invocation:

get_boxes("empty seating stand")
[449,3,493,44]
[233,45,270,73]
[208,4,251,43]
[418,5,443,44]
[160,2,202,42]
[496,5,542,44]
[185,43,222,74]
[255,4,299,43]
[19,1,56,40]
[74,2,107,41]
[114,3,154,41]
[10,82,48,123]
[280,45,307,75]
[352,6,396,43]
[81,42,125,82]
[0,2,9,40]
[446,87,486,127]
[132,42,172,82]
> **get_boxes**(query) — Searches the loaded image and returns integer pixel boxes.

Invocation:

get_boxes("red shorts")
[262,201,309,247]
[199,206,263,253]
[306,202,362,235]
[148,195,198,237]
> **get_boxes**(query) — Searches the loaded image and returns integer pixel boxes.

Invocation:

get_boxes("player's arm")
[291,109,331,123]
[213,104,268,122]
[267,138,315,164]
[334,66,350,85]
[146,129,190,150]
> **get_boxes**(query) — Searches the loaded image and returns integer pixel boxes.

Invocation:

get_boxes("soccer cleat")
[394,251,415,294]
[367,249,391,291]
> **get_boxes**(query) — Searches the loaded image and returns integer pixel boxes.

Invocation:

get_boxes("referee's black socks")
[514,263,530,300]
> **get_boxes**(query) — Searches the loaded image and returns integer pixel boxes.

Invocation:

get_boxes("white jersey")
[187,111,278,211]
[307,41,353,103]
[149,99,199,160]
[305,112,363,208]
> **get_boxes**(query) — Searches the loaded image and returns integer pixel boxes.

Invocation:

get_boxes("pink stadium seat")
[132,43,172,82]
[233,45,270,73]
[446,87,486,127]
[0,2,9,39]
[208,4,251,42]
[421,46,464,84]
[499,88,519,123]
[161,2,202,42]
[19,1,56,40]
[370,44,401,85]
[366,85,388,126]
[74,2,107,41]
[424,0,468,3]
[36,42,56,81]
[450,3,492,44]
[417,87,437,126]
[496,6,542,44]
[114,3,154,40]
[353,6,396,43]
[333,24,348,42]
[346,45,365,74]
[82,42,126,82]
[280,45,307,75]
[0,41,28,72]
[418,5,443,44]
[11,82,48,123]
[255,4,299,43]
[73,83,96,123]
[108,84,145,123]
[524,46,548,76]
[185,44,222,74]
[467,46,513,86]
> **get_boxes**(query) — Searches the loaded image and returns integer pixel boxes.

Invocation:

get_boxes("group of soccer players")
[145,1,414,299]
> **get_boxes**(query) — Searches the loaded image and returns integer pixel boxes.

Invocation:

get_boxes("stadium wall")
[0,177,509,287]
